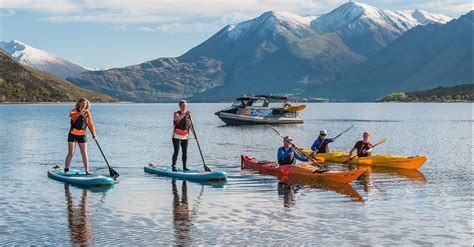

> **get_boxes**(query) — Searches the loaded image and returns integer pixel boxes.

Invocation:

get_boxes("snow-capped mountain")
[311,2,452,56]
[68,2,460,102]
[0,40,88,78]
[223,11,317,41]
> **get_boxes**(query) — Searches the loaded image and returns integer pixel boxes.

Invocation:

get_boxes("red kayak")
[241,155,366,184]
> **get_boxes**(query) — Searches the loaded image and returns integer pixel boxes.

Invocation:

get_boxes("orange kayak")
[300,150,427,170]
[241,155,366,184]
[284,104,306,112]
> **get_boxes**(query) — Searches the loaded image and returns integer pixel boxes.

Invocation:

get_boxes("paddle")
[84,121,119,179]
[333,124,355,140]
[309,124,355,158]
[266,125,326,173]
[344,138,387,164]
[189,116,212,172]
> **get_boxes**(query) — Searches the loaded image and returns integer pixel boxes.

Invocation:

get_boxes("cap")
[284,136,293,141]
[320,130,328,135]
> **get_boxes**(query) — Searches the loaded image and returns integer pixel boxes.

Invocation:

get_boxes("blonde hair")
[75,98,91,112]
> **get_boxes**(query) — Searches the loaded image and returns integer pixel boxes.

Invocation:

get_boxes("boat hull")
[216,112,303,125]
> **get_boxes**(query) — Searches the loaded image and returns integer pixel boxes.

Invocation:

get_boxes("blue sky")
[1,0,471,69]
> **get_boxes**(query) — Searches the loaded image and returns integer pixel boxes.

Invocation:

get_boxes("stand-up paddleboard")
[48,166,115,186]
[145,164,227,181]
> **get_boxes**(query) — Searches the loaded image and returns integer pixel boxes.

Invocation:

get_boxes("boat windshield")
[250,99,269,107]
[231,99,250,107]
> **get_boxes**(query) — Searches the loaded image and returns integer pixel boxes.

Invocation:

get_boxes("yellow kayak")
[284,105,306,112]
[300,150,427,170]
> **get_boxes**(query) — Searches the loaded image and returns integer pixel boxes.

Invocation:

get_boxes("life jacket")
[278,149,296,165]
[173,111,191,139]
[316,138,329,153]
[70,112,87,131]
[356,141,372,157]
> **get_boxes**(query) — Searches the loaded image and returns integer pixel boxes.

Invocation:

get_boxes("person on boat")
[277,136,309,165]
[310,130,335,154]
[172,100,194,172]
[65,98,96,175]
[349,131,373,157]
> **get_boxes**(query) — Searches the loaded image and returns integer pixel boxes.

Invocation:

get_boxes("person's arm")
[349,142,359,157]
[327,138,335,143]
[86,113,96,138]
[70,109,79,121]
[293,150,308,162]
[277,148,285,161]
[310,139,319,151]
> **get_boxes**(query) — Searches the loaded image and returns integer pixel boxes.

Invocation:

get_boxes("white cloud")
[1,9,16,16]
[1,0,471,32]
[3,0,341,25]
[1,0,82,13]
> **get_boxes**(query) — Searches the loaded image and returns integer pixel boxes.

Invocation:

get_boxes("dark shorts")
[68,133,87,143]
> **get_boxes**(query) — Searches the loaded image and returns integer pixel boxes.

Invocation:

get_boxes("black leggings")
[172,138,188,168]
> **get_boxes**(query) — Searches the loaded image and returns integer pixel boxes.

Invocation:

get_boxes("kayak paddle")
[189,116,212,172]
[333,124,355,140]
[85,123,119,179]
[344,138,387,164]
[266,125,326,173]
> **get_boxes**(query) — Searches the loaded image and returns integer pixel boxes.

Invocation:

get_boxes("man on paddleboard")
[277,136,309,165]
[349,132,373,157]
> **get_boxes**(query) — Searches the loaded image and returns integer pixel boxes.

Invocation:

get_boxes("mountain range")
[0,40,88,79]
[67,1,462,102]
[4,1,470,102]
[0,49,115,102]
[311,10,474,101]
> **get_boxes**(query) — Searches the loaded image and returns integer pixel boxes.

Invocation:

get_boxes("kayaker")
[310,130,335,153]
[172,100,194,172]
[277,136,309,165]
[64,98,96,175]
[349,132,373,157]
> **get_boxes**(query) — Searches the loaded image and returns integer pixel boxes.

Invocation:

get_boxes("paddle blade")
[109,168,120,179]
[374,138,387,147]
[204,164,211,172]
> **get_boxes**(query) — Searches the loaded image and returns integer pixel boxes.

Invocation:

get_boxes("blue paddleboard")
[144,164,227,181]
[48,167,115,186]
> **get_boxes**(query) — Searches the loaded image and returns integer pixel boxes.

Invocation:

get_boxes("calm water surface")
[0,103,472,245]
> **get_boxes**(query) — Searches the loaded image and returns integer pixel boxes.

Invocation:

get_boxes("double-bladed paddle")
[344,138,387,164]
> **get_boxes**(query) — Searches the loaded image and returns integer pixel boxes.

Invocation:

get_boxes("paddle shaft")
[188,116,211,172]
[333,124,355,140]
[84,121,119,178]
[267,125,321,167]
[345,139,387,163]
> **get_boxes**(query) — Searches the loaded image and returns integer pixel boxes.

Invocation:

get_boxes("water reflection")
[357,167,427,192]
[278,176,364,204]
[172,180,191,244]
[277,182,298,208]
[64,185,93,245]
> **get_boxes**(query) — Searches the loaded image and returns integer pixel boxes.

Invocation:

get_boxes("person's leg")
[181,139,188,170]
[65,142,75,174]
[172,138,180,171]
[78,142,90,174]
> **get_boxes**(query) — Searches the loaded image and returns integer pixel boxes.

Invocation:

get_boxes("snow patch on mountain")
[224,11,317,41]
[0,40,88,78]
[311,2,452,34]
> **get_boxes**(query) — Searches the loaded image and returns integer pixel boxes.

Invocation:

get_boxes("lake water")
[0,103,472,245]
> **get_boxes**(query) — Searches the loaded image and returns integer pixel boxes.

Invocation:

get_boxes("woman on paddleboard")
[172,100,194,172]
[64,98,96,175]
